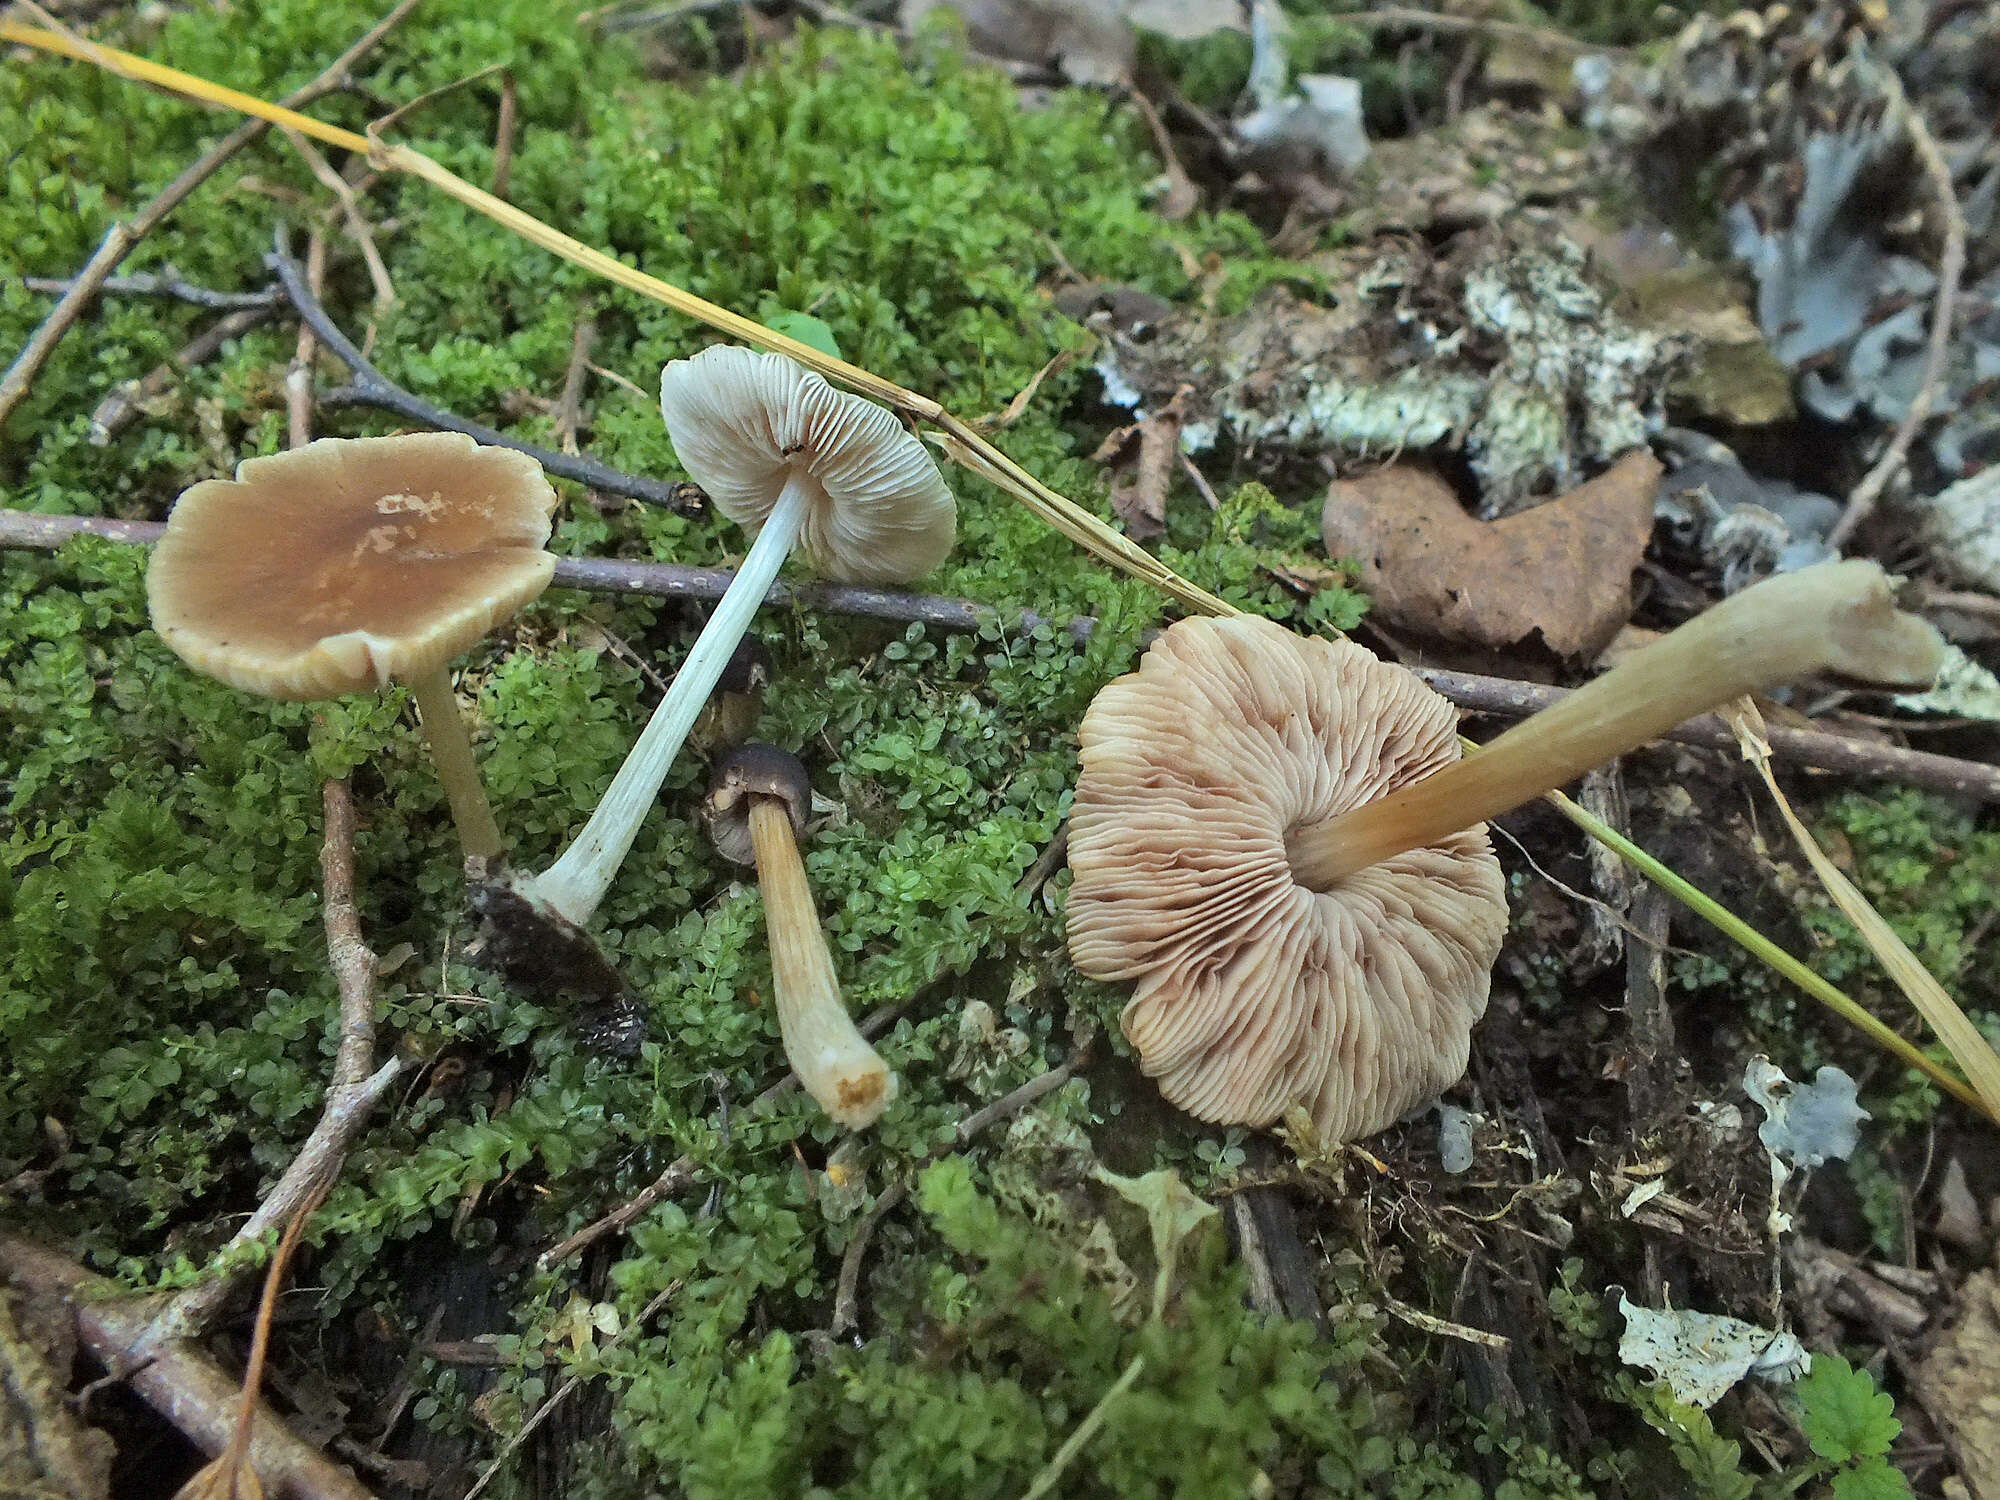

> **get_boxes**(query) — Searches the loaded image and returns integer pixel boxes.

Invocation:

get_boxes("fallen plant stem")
[0,1236,377,1500]
[1830,71,1965,549]
[0,21,1233,617]
[1538,783,1994,1124]
[8,507,1997,805]
[1727,701,2000,1121]
[0,0,420,429]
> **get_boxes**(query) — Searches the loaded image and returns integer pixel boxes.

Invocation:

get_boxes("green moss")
[0,4,1936,1493]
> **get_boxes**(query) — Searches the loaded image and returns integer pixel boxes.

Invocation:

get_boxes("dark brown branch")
[0,0,421,429]
[266,237,688,508]
[0,1236,377,1500]
[163,780,403,1336]
[8,506,1996,804]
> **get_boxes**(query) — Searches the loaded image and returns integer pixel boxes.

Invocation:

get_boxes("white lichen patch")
[1616,1294,1811,1408]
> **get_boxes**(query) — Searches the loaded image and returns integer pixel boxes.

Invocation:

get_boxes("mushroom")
[704,743,896,1128]
[518,345,954,929]
[146,433,559,863]
[1067,560,1944,1144]
[690,635,772,762]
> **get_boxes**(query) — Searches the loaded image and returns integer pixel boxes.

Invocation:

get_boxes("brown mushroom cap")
[147,433,558,701]
[1066,615,1507,1144]
[658,346,954,585]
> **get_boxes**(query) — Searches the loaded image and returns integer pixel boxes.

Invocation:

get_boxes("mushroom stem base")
[1288,561,1944,888]
[749,798,894,1129]
[409,664,506,863]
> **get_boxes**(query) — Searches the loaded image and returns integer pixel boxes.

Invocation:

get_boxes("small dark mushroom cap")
[704,742,813,867]
[717,635,773,698]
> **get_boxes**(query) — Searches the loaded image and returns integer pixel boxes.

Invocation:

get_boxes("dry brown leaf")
[1321,452,1661,657]
[1093,386,1193,541]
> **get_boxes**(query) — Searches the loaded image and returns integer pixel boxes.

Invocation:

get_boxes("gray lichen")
[1088,228,1678,515]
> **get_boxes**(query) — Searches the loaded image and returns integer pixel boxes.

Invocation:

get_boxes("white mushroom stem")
[1289,561,1945,889]
[747,797,896,1128]
[533,470,813,925]
[407,664,506,863]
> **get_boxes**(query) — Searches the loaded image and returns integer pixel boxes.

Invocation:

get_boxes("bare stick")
[89,304,272,443]
[10,508,1999,804]
[0,0,421,428]
[0,1236,377,1500]
[23,272,283,312]
[492,71,518,200]
[1829,74,1966,549]
[279,128,397,309]
[266,238,689,507]
[553,313,597,455]
[286,230,328,447]
[162,780,404,1336]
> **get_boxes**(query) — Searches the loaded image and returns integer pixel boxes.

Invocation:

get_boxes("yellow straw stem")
[1,20,1234,618]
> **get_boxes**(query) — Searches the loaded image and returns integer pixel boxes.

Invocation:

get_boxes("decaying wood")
[0,1240,375,1500]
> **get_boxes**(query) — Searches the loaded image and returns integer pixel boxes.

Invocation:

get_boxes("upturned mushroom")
[511,345,954,931]
[704,743,895,1128]
[146,433,559,862]
[1067,560,1944,1144]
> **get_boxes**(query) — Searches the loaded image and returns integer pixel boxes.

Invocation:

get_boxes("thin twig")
[492,71,518,200]
[462,1281,679,1500]
[22,272,283,312]
[89,305,272,443]
[0,1235,377,1500]
[163,779,404,1336]
[553,313,597,456]
[1830,73,1967,548]
[830,1053,1086,1336]
[537,1002,904,1270]
[9,506,1996,805]
[279,127,397,309]
[266,236,689,506]
[286,230,329,447]
[0,0,421,428]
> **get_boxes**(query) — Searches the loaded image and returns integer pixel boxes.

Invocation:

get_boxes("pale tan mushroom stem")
[1289,561,1944,889]
[747,798,896,1128]
[407,664,506,863]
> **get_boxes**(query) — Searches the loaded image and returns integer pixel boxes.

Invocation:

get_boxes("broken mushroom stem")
[406,662,506,863]
[707,744,896,1129]
[1288,560,1946,888]
[530,472,811,925]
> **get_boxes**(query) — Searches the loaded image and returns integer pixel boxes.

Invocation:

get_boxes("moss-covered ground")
[3,5,1994,1497]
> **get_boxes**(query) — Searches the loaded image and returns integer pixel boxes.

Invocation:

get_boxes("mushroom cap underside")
[147,433,559,701]
[659,345,954,585]
[1066,614,1507,1145]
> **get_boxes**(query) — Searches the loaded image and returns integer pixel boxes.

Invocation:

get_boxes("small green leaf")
[1797,1356,1902,1463]
[763,310,843,359]
[1830,1457,1914,1500]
